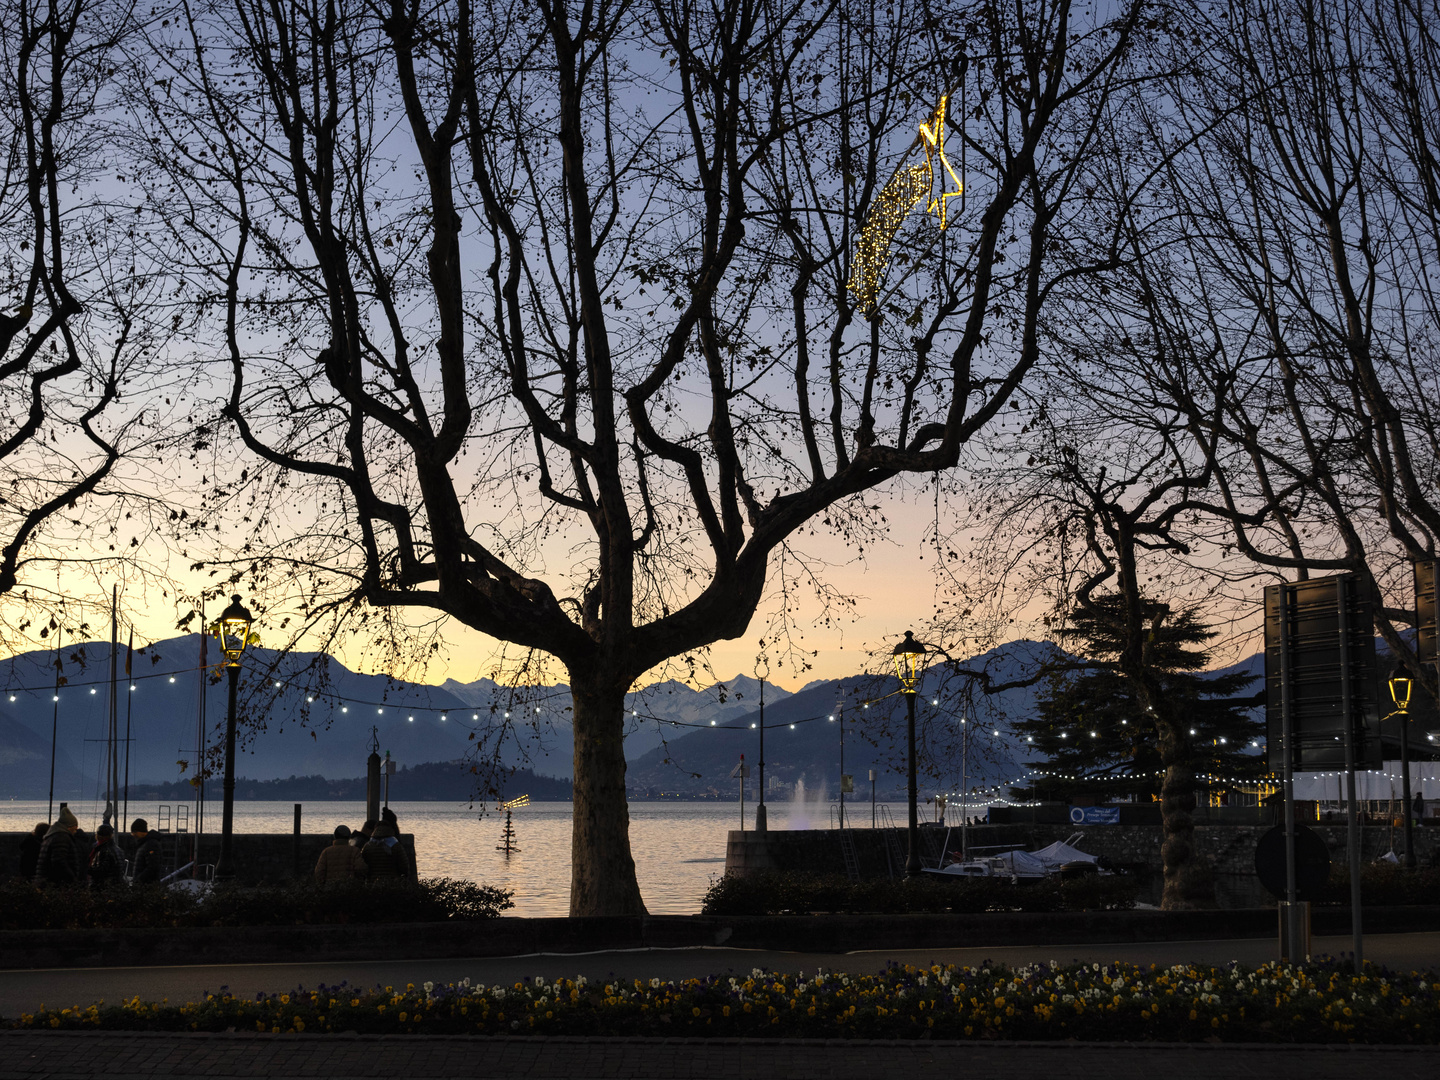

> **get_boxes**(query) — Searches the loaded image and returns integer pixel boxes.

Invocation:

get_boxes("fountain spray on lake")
[784,777,829,830]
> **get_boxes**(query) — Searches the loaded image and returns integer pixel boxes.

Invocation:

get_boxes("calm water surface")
[2,798,917,916]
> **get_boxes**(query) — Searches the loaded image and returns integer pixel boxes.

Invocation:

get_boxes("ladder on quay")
[876,804,906,878]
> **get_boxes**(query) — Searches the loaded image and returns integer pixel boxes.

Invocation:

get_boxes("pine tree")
[1011,596,1264,804]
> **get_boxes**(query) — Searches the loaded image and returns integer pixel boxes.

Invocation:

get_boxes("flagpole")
[122,627,134,832]
[47,626,62,823]
[106,585,119,828]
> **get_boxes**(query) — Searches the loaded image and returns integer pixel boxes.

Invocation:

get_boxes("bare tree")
[132,0,1146,915]
[0,0,166,637]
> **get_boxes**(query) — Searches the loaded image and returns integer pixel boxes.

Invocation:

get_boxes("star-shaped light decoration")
[846,95,964,319]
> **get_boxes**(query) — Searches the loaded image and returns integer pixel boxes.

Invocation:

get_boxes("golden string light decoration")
[847,95,964,319]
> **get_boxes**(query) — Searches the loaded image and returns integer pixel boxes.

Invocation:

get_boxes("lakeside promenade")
[4,1031,1438,1080]
[4,934,1440,1078]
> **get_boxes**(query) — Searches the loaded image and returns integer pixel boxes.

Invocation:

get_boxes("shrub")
[699,871,1138,916]
[1317,862,1440,907]
[0,876,512,931]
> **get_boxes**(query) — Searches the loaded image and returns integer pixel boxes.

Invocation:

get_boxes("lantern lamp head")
[214,594,255,667]
[1389,661,1414,712]
[892,631,926,694]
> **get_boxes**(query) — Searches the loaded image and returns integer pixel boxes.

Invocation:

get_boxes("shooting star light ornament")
[847,95,964,319]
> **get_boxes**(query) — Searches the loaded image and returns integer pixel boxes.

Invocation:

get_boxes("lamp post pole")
[1402,710,1415,869]
[218,662,239,879]
[904,689,920,876]
[212,595,254,883]
[1389,662,1417,871]
[893,631,926,879]
[755,671,767,834]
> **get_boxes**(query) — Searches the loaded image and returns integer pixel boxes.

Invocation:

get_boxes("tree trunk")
[568,667,647,917]
[1156,716,1215,909]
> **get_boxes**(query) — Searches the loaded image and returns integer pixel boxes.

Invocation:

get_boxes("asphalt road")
[5,932,1440,1018]
[5,1031,1439,1080]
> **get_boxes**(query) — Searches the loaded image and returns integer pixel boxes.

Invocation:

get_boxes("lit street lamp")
[892,631,926,878]
[1388,661,1416,870]
[214,594,254,881]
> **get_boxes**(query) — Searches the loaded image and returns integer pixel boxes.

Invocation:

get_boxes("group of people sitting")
[19,807,165,889]
[312,806,414,885]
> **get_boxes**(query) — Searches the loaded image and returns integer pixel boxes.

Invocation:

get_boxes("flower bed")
[7,960,1439,1042]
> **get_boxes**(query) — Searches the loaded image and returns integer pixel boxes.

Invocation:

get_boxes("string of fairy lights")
[19,660,1427,799]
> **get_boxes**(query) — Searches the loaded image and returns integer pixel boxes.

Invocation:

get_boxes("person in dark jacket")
[88,824,126,889]
[34,806,82,886]
[19,822,46,881]
[130,818,163,884]
[314,825,368,886]
[361,820,413,881]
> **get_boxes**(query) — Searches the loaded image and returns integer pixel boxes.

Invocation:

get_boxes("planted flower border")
[7,960,1440,1043]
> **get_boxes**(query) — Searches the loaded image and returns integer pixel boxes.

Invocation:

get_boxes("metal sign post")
[730,757,751,832]
[1278,584,1303,962]
[1337,576,1363,969]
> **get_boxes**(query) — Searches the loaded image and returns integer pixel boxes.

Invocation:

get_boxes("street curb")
[2,906,1438,970]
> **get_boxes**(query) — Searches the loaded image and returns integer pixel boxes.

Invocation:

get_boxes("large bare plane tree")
[132,0,1145,914]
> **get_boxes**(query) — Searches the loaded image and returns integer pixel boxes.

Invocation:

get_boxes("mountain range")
[0,636,789,800]
[1,633,1270,803]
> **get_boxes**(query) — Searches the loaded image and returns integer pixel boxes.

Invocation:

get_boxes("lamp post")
[213,594,254,881]
[1389,662,1416,870]
[892,631,926,877]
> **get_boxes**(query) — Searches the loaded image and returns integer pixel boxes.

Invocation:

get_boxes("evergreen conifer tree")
[1011,596,1264,804]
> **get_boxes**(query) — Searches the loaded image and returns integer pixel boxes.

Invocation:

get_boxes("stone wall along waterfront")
[0,832,416,886]
[723,823,1440,907]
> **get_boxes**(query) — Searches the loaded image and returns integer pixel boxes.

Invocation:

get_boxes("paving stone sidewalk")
[3,1031,1438,1080]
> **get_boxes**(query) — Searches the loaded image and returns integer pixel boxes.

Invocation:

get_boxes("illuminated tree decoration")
[847,95,964,318]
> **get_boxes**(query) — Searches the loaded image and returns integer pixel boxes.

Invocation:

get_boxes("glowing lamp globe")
[892,631,926,694]
[214,594,255,667]
[1389,661,1413,713]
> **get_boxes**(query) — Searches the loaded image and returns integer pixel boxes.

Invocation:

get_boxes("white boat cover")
[992,849,1050,878]
[1028,841,1099,869]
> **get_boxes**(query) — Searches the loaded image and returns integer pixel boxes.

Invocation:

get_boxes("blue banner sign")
[1069,806,1120,825]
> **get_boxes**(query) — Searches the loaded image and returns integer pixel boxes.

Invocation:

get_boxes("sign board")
[1069,806,1119,825]
[1417,561,1438,666]
[1264,575,1382,771]
[840,774,854,793]
[1254,824,1331,901]
[729,762,750,779]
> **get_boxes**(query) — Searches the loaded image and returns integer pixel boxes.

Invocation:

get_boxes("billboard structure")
[1416,560,1437,667]
[1263,574,1382,773]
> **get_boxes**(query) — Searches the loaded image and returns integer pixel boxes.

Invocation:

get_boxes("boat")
[922,832,1103,883]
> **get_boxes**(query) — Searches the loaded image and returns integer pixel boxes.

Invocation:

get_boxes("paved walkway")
[2,1031,1438,1080]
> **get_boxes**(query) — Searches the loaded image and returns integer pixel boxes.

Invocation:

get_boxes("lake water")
[2,797,921,916]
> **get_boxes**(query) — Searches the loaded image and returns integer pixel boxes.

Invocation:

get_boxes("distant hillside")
[626,640,1069,799]
[126,762,572,804]
[1,633,1274,801]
